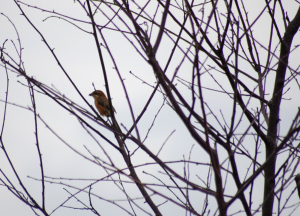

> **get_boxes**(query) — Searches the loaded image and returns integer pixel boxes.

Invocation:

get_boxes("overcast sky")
[1,0,300,216]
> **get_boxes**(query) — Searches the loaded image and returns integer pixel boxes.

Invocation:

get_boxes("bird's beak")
[89,93,93,96]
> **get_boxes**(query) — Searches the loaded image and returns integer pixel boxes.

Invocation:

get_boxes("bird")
[89,90,116,117]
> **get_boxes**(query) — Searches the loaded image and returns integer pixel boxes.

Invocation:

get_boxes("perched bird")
[89,90,116,117]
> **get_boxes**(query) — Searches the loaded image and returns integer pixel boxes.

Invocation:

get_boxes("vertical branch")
[97,30,141,141]
[86,0,115,120]
[0,46,9,139]
[153,0,170,54]
[28,82,46,210]
[264,6,300,216]
[228,19,240,138]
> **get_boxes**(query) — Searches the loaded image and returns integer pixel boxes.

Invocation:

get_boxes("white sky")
[1,0,300,215]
